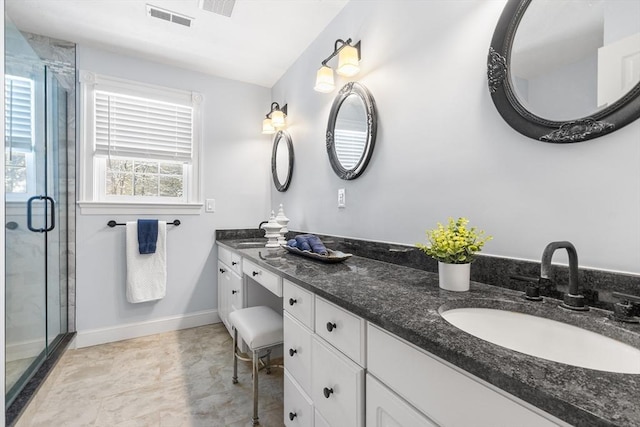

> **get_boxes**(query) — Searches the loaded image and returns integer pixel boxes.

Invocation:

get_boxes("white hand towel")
[126,221,167,303]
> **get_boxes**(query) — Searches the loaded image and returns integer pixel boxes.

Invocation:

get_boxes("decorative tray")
[282,245,352,263]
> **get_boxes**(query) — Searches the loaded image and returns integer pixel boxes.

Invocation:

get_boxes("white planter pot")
[438,262,471,292]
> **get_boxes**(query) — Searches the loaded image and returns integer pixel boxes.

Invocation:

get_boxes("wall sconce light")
[314,38,361,93]
[262,102,288,135]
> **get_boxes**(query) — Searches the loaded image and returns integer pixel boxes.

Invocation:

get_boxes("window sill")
[77,201,203,215]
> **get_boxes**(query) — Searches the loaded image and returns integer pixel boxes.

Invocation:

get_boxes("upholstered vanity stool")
[229,305,284,425]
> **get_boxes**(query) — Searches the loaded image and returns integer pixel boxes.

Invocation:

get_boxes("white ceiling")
[5,0,350,88]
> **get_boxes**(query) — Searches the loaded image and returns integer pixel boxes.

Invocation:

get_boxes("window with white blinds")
[5,75,34,152]
[94,91,193,162]
[79,71,203,212]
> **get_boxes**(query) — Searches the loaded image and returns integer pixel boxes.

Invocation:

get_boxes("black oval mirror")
[488,0,640,143]
[271,130,293,192]
[326,82,377,179]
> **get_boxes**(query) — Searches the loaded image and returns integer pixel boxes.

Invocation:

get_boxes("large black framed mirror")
[488,0,640,143]
[326,82,377,179]
[271,130,294,192]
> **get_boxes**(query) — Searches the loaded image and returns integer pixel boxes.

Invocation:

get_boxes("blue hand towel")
[287,239,297,248]
[137,219,159,254]
[294,235,312,251]
[306,234,328,255]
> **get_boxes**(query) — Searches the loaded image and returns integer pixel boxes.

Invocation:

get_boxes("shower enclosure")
[4,17,74,419]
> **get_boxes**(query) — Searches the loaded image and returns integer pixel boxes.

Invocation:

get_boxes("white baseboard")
[74,309,220,348]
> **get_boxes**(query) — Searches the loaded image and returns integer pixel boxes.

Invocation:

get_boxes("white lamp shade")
[337,45,360,77]
[271,110,286,129]
[262,118,275,134]
[314,66,335,93]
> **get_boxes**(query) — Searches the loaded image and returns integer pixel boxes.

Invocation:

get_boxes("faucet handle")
[611,292,640,324]
[510,275,543,301]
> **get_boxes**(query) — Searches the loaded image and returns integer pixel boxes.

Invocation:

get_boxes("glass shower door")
[4,17,68,408]
[4,26,48,400]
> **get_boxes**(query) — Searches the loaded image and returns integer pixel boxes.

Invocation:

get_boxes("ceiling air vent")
[199,0,236,17]
[146,4,193,27]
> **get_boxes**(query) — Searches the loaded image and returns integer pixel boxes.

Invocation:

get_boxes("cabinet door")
[228,268,242,314]
[314,409,331,427]
[284,370,313,427]
[218,260,242,337]
[284,312,313,395]
[217,261,231,333]
[312,336,364,427]
[367,323,566,427]
[366,374,437,427]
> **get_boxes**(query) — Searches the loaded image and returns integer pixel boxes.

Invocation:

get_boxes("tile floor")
[15,323,285,427]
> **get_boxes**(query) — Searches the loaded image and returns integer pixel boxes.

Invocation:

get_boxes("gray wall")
[270,0,640,274]
[75,46,272,338]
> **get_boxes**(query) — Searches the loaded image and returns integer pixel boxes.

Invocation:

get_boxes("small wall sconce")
[314,38,361,93]
[262,102,288,135]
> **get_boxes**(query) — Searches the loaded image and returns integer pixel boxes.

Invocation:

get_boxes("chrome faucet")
[540,241,589,311]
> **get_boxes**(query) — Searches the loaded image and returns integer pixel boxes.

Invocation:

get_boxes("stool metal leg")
[252,349,260,425]
[232,327,238,384]
[265,349,272,374]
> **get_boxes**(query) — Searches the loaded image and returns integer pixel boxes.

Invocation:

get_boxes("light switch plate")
[206,199,215,212]
[338,188,346,208]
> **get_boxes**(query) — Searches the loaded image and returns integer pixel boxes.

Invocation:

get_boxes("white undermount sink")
[440,307,640,374]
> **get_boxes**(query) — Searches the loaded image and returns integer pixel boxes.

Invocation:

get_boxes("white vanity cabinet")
[367,323,570,427]
[283,283,366,427]
[283,279,315,427]
[217,246,243,336]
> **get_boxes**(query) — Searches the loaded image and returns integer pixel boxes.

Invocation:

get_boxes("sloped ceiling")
[5,0,349,88]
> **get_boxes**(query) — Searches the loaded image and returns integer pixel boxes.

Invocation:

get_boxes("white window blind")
[5,75,34,152]
[94,91,193,162]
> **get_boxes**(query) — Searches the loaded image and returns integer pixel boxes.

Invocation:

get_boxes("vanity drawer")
[311,336,364,427]
[283,279,314,330]
[367,323,566,427]
[218,245,242,275]
[315,297,366,366]
[242,259,282,297]
[284,371,313,427]
[284,312,313,395]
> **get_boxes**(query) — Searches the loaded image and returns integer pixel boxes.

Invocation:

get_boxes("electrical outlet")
[338,188,346,208]
[206,199,215,212]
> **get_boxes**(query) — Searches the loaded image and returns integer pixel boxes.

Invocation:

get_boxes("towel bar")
[107,220,181,228]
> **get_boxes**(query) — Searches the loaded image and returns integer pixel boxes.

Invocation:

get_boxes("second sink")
[440,307,640,374]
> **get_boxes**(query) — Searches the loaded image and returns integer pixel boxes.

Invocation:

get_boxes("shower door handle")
[27,195,55,232]
[44,196,55,232]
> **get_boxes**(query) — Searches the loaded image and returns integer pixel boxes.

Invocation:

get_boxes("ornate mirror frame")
[326,82,377,180]
[488,0,640,143]
[271,130,294,192]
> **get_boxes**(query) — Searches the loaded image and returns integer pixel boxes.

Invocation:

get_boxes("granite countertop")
[217,238,640,427]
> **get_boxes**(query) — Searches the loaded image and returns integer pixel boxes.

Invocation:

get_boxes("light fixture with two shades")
[314,38,361,93]
[262,102,288,135]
